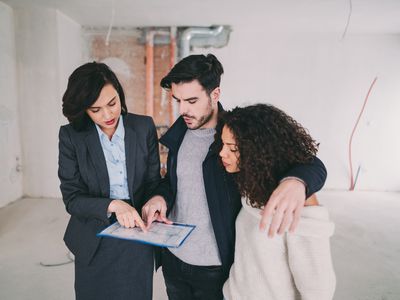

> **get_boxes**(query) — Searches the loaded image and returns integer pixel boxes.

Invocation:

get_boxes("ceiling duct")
[179,25,231,59]
[138,25,231,60]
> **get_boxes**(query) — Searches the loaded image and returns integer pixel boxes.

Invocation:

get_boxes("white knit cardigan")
[223,198,336,300]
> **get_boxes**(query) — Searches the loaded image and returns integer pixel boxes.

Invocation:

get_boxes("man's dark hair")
[62,62,128,131]
[217,104,319,208]
[160,54,224,95]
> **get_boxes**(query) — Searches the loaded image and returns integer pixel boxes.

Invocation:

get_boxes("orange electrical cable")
[348,76,378,190]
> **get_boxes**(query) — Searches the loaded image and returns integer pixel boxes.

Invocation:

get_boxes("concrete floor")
[0,191,399,300]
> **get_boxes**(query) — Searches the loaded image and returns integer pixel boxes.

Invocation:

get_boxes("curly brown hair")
[218,104,319,208]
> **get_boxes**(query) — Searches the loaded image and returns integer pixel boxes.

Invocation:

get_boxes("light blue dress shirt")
[95,115,130,200]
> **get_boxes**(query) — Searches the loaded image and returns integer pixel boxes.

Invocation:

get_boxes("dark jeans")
[161,248,227,300]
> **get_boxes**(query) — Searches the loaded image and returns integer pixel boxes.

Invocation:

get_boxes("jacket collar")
[84,122,110,197]
[122,115,137,198]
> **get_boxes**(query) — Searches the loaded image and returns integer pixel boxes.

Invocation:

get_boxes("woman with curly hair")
[219,104,336,300]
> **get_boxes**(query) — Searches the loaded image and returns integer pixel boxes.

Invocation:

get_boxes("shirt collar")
[95,115,124,142]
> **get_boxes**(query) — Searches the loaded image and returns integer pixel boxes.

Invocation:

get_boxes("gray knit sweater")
[169,128,221,266]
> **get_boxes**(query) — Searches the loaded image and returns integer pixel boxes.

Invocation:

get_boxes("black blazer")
[58,113,160,265]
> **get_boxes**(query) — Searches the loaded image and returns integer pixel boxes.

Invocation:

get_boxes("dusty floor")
[0,191,399,300]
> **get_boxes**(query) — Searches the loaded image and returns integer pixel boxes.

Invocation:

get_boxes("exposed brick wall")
[86,30,173,176]
[89,32,146,115]
[87,31,173,125]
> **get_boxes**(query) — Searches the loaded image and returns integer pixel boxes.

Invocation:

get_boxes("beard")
[184,106,215,130]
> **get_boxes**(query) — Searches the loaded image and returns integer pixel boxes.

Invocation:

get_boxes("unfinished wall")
[4,2,398,195]
[85,30,173,175]
[87,27,400,192]
[14,7,82,199]
[153,45,173,126]
[57,11,84,105]
[85,30,173,125]
[87,31,147,115]
[0,2,23,206]
[197,29,400,192]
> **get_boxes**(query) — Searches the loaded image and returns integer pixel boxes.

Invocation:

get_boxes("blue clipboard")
[97,221,196,248]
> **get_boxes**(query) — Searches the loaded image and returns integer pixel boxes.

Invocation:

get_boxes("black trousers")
[161,248,227,300]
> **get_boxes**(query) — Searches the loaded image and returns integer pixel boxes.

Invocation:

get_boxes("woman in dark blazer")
[58,62,160,299]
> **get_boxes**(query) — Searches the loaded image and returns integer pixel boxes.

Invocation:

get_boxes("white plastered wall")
[12,6,82,201]
[2,3,399,206]
[201,29,400,192]
[0,2,23,207]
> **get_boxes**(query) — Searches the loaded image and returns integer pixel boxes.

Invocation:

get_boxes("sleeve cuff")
[279,176,308,195]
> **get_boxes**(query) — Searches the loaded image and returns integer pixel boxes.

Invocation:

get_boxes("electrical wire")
[353,165,361,189]
[348,77,378,191]
[39,251,74,267]
[105,0,116,46]
[341,0,353,40]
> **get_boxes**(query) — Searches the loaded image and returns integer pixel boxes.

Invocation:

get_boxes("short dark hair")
[160,54,224,95]
[62,62,127,131]
[218,104,319,208]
